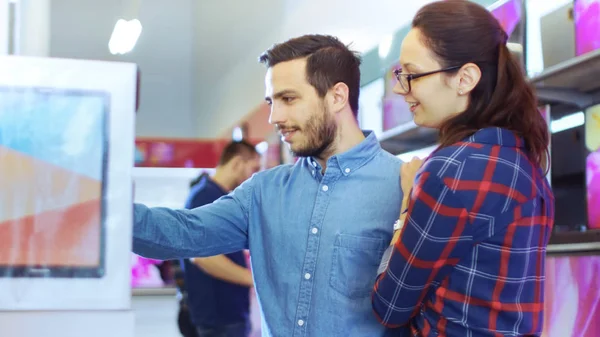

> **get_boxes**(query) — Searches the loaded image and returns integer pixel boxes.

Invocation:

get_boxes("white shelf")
[377,121,438,155]
[132,286,177,297]
[0,310,134,337]
[531,48,600,110]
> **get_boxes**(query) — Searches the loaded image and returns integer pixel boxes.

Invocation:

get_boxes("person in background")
[372,1,554,336]
[132,34,404,337]
[180,140,261,337]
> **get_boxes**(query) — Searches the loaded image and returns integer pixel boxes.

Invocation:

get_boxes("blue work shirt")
[133,131,404,337]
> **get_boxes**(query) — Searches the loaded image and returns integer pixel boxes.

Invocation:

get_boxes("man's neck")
[314,120,365,169]
[211,168,235,192]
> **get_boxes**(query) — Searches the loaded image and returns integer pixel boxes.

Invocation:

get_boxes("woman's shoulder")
[422,138,528,187]
[420,143,485,180]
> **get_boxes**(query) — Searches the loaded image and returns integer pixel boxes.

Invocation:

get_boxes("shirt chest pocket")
[329,233,387,299]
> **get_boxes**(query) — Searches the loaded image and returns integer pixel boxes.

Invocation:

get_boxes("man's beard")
[290,105,337,159]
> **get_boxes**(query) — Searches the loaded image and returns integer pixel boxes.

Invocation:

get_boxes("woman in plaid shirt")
[372,1,554,336]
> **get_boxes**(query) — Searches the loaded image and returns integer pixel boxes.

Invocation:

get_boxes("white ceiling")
[48,0,434,138]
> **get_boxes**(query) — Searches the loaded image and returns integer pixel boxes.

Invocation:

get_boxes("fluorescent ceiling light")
[551,112,584,133]
[255,141,269,155]
[108,18,142,55]
[232,127,243,141]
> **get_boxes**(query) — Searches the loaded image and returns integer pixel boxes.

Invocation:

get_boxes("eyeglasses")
[393,65,461,94]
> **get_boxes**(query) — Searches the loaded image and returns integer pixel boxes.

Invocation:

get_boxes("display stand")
[0,310,134,337]
[0,56,137,337]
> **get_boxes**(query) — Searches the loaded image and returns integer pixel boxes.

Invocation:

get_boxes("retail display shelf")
[531,48,600,112]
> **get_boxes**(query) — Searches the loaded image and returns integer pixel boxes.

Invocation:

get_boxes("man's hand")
[401,157,424,197]
[192,255,254,287]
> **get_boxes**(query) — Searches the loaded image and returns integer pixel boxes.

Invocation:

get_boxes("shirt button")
[298,319,305,326]
[311,227,318,234]
[322,185,329,192]
[312,161,317,167]
[344,168,350,173]
[312,170,315,175]
[304,273,311,280]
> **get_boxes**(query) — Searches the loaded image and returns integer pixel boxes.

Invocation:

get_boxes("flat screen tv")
[574,0,600,56]
[0,86,109,278]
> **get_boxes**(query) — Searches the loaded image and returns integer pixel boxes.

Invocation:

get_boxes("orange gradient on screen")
[0,146,102,267]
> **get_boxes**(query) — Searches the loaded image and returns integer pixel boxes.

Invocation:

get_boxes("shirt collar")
[306,131,381,176]
[466,127,525,148]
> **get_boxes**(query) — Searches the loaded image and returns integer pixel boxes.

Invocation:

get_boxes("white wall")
[50,0,196,139]
[47,0,433,139]
[133,167,213,209]
[133,295,180,337]
[18,0,50,57]
[0,0,8,55]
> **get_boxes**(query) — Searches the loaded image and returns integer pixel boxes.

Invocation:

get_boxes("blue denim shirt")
[133,132,403,337]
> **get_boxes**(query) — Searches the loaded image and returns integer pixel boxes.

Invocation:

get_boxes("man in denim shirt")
[133,34,403,337]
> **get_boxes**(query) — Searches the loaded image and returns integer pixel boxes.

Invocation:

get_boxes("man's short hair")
[258,34,362,118]
[219,140,259,166]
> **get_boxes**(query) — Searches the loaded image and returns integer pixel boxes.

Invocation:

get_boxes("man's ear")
[327,82,350,114]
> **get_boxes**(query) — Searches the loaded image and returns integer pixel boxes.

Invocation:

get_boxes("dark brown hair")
[413,0,549,170]
[219,140,258,166]
[258,34,362,117]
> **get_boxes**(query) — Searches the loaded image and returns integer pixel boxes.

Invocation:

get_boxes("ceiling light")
[108,19,142,55]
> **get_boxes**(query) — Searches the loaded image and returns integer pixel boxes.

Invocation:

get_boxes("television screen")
[543,255,600,337]
[490,0,527,70]
[574,0,600,56]
[586,105,600,229]
[550,117,589,233]
[588,151,600,229]
[0,87,109,278]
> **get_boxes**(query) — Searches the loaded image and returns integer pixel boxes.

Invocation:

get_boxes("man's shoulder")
[376,148,403,165]
[365,148,403,173]
[250,162,298,183]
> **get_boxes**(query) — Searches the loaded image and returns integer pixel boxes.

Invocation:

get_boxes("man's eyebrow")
[265,89,296,102]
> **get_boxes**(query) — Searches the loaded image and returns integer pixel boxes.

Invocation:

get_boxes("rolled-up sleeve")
[132,176,255,260]
[372,171,473,328]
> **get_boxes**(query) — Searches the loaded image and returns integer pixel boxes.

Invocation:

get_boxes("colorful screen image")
[131,254,165,288]
[587,151,600,229]
[0,87,108,278]
[585,104,600,152]
[542,255,600,337]
[574,0,600,56]
[490,0,522,37]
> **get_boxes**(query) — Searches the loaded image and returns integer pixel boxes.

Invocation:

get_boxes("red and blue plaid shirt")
[373,127,555,337]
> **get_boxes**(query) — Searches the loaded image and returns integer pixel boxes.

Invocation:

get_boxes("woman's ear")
[456,62,481,95]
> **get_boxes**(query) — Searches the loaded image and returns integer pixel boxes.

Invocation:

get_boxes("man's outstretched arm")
[132,178,254,260]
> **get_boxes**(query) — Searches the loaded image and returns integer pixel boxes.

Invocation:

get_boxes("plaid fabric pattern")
[373,127,554,337]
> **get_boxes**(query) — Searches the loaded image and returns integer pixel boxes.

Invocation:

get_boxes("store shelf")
[132,286,177,297]
[378,121,438,155]
[547,230,600,255]
[531,48,600,112]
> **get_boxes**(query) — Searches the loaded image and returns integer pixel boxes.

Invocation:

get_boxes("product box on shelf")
[0,55,137,310]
